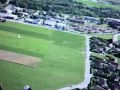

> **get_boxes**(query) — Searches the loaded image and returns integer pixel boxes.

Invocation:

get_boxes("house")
[112,83,120,90]
[97,78,108,87]
[83,16,100,24]
[108,73,118,82]
[55,23,67,30]
[67,18,84,24]
[33,11,39,16]
[18,12,29,17]
[93,85,105,90]
[0,9,13,14]
[91,61,103,69]
[54,15,65,22]
[10,6,23,12]
[113,41,120,48]
[108,63,117,72]
[107,18,120,30]
[24,19,42,25]
[4,14,18,20]
[93,70,105,78]
[0,11,18,20]
[23,85,32,90]
[37,19,43,25]
[0,17,6,22]
[43,20,56,27]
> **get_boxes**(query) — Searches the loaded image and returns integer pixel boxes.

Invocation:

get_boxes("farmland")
[0,22,86,90]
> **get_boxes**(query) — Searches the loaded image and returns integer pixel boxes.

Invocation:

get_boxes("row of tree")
[9,0,120,19]
[0,0,7,4]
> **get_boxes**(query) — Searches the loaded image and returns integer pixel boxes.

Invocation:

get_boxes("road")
[58,36,92,90]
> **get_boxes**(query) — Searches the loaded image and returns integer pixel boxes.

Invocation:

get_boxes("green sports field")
[0,22,86,90]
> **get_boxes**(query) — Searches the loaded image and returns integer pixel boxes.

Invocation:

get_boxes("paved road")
[58,36,92,90]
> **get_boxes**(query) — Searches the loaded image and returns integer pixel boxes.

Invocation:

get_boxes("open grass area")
[77,0,120,10]
[95,34,113,39]
[0,21,86,90]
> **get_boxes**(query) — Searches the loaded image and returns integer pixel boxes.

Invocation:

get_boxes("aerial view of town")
[0,0,120,90]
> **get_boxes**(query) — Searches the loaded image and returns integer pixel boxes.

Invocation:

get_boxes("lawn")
[0,22,86,90]
[77,0,120,10]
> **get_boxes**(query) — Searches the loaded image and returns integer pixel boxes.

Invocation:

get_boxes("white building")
[0,13,18,20]
[23,85,32,90]
[37,19,43,25]
[55,23,67,30]
[43,20,56,27]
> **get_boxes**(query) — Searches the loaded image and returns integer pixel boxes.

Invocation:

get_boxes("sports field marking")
[0,50,40,67]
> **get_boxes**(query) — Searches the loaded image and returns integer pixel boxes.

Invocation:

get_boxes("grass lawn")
[77,0,120,10]
[95,34,113,39]
[0,22,86,90]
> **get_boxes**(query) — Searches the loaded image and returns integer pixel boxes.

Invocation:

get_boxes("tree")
[0,0,7,4]
[100,17,104,24]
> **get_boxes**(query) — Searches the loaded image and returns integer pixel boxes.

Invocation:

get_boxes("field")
[0,22,86,90]
[77,0,120,10]
[0,50,40,67]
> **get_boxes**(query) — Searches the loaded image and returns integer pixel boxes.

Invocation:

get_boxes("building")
[24,19,34,23]
[83,16,100,24]
[67,18,84,24]
[93,85,105,90]
[0,13,18,20]
[0,17,6,22]
[37,19,43,25]
[55,23,67,30]
[107,18,120,30]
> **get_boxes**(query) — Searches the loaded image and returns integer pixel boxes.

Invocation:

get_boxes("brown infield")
[0,50,41,67]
